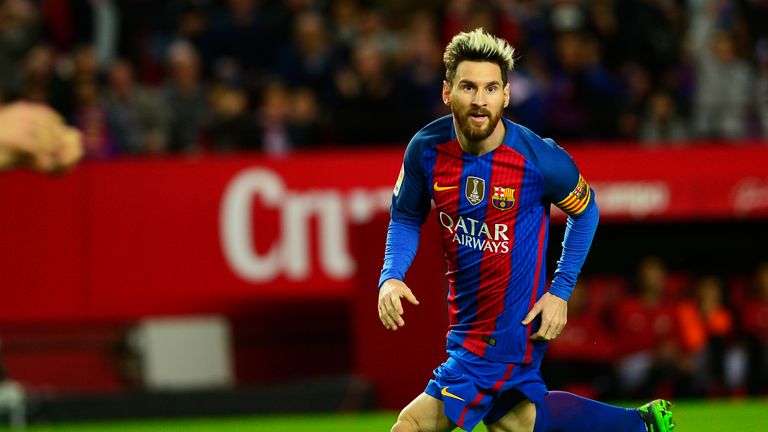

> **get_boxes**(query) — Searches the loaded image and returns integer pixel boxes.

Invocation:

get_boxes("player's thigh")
[485,399,536,432]
[396,392,456,432]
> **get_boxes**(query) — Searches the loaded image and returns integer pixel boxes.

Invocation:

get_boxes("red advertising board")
[0,144,766,323]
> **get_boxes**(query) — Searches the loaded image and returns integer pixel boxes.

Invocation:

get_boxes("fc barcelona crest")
[492,186,516,210]
[465,176,485,205]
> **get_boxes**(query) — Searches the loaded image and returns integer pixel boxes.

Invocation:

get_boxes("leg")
[392,392,456,432]
[485,399,536,432]
[490,391,672,432]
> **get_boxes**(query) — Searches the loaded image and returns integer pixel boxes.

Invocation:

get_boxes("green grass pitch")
[2,399,766,431]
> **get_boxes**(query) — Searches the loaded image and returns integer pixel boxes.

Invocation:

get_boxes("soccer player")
[377,28,674,432]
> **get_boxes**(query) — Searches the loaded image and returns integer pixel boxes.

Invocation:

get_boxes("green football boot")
[637,399,675,432]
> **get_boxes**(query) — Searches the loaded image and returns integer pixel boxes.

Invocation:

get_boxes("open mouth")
[469,113,488,123]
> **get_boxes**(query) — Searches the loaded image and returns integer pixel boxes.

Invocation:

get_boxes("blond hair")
[443,28,515,85]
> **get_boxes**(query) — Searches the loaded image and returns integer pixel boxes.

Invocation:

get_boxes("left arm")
[523,198,599,340]
[522,139,599,340]
[549,185,599,302]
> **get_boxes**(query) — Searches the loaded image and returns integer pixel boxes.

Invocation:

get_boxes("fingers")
[403,288,420,306]
[521,301,542,325]
[377,282,419,331]
[530,323,554,341]
[529,315,566,341]
[56,128,84,169]
[377,290,401,330]
[392,292,404,316]
[379,296,403,330]
[378,303,397,330]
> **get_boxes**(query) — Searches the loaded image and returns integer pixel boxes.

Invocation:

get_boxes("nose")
[471,89,486,106]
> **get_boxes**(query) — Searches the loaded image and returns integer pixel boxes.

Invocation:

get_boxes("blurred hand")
[378,279,419,331]
[0,102,84,173]
[522,292,568,341]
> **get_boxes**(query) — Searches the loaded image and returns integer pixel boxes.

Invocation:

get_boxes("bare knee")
[392,413,419,432]
[487,399,536,432]
[392,392,454,432]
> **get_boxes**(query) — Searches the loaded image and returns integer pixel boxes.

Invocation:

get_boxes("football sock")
[533,391,646,432]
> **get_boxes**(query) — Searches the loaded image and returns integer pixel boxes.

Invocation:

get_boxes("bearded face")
[452,101,503,141]
[444,61,509,143]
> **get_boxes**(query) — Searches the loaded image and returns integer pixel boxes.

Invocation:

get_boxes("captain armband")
[556,174,592,216]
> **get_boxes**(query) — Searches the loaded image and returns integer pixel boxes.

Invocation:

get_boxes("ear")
[442,81,451,106]
[503,82,510,108]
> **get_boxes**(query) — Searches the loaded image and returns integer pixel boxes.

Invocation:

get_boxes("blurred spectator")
[201,0,279,75]
[544,280,619,399]
[394,11,446,132]
[355,8,401,59]
[161,40,209,153]
[4,0,768,157]
[614,257,684,399]
[72,0,120,69]
[288,86,325,147]
[689,3,754,139]
[276,11,337,102]
[332,39,413,144]
[105,59,167,155]
[18,44,55,103]
[640,90,689,144]
[171,2,210,52]
[617,0,684,78]
[208,83,259,152]
[616,63,652,140]
[441,0,499,45]
[587,0,622,70]
[258,81,292,156]
[74,79,115,159]
[330,0,363,54]
[256,81,325,154]
[742,262,768,395]
[676,276,736,396]
[44,45,102,121]
[544,31,624,139]
[757,38,768,137]
[0,0,40,101]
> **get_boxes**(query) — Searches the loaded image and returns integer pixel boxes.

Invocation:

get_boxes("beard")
[452,103,503,142]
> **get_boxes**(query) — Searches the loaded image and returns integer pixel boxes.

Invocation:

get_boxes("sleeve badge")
[393,164,404,197]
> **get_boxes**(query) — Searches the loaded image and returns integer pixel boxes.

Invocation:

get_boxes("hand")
[378,279,419,331]
[521,292,568,341]
[0,102,84,173]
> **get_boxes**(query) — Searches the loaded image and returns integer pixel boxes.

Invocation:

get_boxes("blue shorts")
[424,341,548,431]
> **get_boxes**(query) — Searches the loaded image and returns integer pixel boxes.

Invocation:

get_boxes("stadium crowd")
[544,257,768,400]
[1,0,767,158]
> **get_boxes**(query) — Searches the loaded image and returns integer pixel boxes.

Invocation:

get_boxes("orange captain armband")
[556,174,592,216]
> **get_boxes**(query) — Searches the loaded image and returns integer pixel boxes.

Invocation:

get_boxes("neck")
[454,116,506,156]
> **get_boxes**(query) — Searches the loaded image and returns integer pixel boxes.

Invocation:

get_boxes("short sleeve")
[390,138,431,225]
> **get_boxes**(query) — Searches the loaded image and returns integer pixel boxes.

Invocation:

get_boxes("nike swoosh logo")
[441,387,465,401]
[434,182,458,192]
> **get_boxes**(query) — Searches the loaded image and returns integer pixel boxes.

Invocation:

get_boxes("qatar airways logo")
[219,168,392,282]
[438,211,510,253]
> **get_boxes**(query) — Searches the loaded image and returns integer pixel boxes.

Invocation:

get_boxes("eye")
[461,83,473,91]
[487,86,498,93]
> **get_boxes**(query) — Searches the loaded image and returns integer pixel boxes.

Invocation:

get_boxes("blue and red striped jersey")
[388,115,593,363]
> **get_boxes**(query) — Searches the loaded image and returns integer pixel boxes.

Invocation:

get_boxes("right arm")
[378,220,421,330]
[377,138,431,330]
